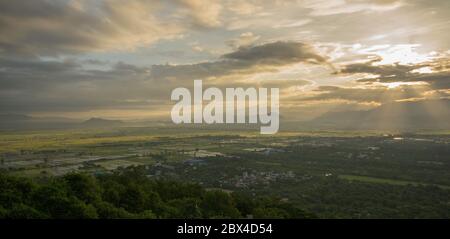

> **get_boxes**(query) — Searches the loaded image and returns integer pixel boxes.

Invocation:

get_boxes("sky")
[0,0,449,121]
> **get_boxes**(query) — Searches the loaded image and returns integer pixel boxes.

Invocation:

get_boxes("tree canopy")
[0,168,315,219]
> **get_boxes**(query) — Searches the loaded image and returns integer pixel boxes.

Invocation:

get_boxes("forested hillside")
[0,167,315,219]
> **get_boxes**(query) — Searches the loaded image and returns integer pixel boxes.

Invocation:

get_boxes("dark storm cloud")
[357,71,450,90]
[338,58,450,90]
[150,41,328,81]
[340,61,416,77]
[222,41,327,64]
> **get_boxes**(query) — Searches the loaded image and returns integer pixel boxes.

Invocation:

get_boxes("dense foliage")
[0,168,315,219]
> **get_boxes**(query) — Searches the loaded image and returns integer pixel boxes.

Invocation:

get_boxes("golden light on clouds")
[0,0,448,124]
[381,81,429,89]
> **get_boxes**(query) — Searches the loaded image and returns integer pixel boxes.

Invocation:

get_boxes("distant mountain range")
[0,115,123,130]
[1,99,449,131]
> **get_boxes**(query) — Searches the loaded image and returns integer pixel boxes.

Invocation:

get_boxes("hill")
[80,117,124,128]
[0,115,125,130]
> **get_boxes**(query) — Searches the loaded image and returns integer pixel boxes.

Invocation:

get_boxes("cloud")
[0,0,226,56]
[174,0,223,28]
[1,0,449,121]
[0,41,327,114]
[222,41,327,64]
[151,41,328,81]
[303,57,449,106]
[226,0,261,15]
[0,57,158,113]
[303,0,404,16]
[226,32,260,49]
[340,61,416,76]
[303,85,428,104]
[338,58,450,90]
[273,19,312,29]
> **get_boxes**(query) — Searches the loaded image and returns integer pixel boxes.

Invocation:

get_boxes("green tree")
[5,203,48,219]
[201,191,241,218]
[63,173,101,204]
[168,198,202,218]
